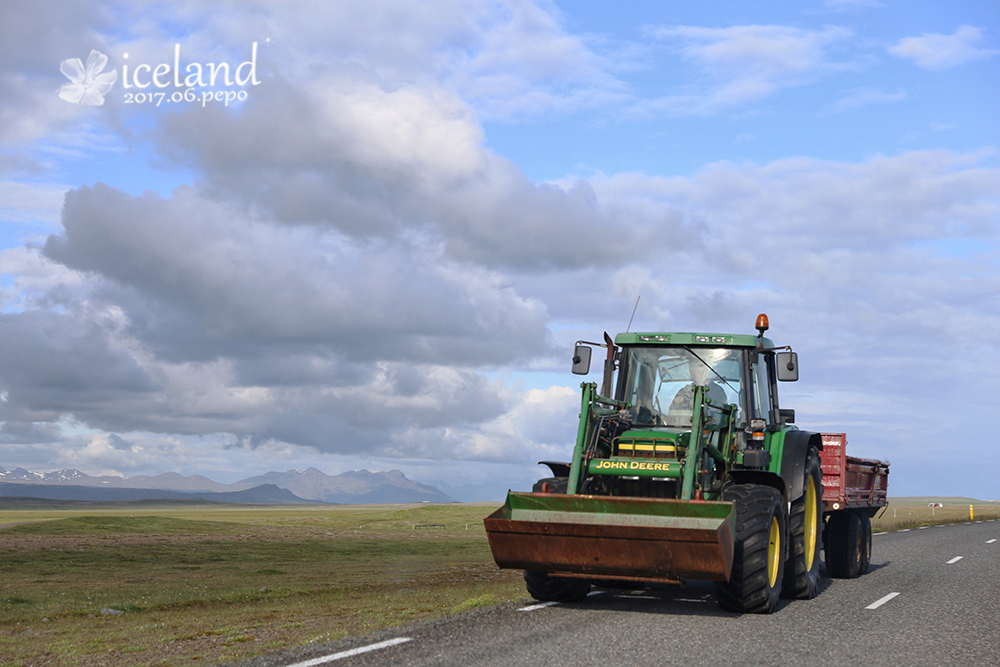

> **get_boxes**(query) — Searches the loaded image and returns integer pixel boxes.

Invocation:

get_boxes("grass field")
[2,496,998,666]
[870,496,1000,532]
[0,501,523,666]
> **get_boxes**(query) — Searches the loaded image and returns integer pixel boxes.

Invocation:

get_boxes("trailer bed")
[819,433,889,514]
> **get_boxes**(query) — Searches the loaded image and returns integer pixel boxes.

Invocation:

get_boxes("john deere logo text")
[594,460,675,472]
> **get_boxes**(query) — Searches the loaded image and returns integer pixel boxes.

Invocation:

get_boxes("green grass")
[0,503,523,667]
[3,514,241,536]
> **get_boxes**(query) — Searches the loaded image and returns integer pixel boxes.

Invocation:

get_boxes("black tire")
[857,512,872,575]
[532,477,568,494]
[715,484,787,614]
[524,570,590,602]
[824,511,863,578]
[782,446,823,599]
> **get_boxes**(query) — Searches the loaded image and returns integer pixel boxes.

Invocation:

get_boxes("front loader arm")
[566,382,629,494]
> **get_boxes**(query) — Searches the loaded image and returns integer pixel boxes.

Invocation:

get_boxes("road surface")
[231,519,999,667]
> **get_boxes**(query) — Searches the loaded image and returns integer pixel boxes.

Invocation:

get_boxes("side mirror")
[572,345,592,375]
[776,351,798,382]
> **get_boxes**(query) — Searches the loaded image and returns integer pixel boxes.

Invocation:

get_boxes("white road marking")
[988,539,997,544]
[873,531,887,536]
[946,556,963,564]
[284,638,413,666]
[918,526,928,530]
[518,590,603,612]
[866,592,900,610]
[899,529,910,532]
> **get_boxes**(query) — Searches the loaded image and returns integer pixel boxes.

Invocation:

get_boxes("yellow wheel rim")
[804,477,818,571]
[767,516,781,588]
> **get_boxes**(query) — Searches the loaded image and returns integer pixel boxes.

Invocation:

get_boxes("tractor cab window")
[621,347,744,428]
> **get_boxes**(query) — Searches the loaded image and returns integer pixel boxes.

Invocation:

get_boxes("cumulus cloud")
[590,150,1000,394]
[0,0,997,498]
[151,72,670,271]
[2,147,997,484]
[889,25,999,71]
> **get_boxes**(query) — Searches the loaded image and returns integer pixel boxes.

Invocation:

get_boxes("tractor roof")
[614,332,769,348]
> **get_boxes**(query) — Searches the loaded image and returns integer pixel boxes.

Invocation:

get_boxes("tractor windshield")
[620,347,744,428]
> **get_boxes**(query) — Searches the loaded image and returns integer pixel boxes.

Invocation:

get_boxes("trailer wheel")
[524,570,590,602]
[857,512,872,575]
[782,446,823,599]
[824,510,863,578]
[715,484,786,614]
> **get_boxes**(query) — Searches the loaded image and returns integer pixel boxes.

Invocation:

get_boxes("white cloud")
[821,0,882,11]
[832,86,905,112]
[109,0,628,122]
[0,0,997,498]
[889,25,999,71]
[641,24,853,113]
[0,181,68,229]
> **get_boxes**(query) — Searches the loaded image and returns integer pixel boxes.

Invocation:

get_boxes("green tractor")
[485,315,825,613]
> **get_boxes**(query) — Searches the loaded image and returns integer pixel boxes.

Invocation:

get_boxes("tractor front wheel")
[531,477,568,494]
[524,570,590,602]
[715,484,786,614]
[782,446,823,599]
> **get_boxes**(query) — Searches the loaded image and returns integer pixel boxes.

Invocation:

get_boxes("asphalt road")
[233,519,999,667]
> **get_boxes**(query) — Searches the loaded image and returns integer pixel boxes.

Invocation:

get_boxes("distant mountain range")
[0,466,457,504]
[0,482,307,504]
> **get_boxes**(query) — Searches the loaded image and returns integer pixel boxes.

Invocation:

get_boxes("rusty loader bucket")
[485,492,735,583]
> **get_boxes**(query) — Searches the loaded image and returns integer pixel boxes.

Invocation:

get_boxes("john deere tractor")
[485,315,824,613]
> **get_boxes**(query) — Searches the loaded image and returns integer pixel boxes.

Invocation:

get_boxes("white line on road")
[918,526,928,530]
[866,592,900,610]
[873,531,887,536]
[946,556,963,564]
[518,591,601,612]
[899,529,910,532]
[284,638,413,667]
[988,539,997,544]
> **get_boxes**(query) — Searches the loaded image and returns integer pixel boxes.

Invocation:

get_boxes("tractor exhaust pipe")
[601,332,615,397]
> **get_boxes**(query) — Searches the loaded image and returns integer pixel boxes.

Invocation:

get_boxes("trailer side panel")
[819,433,889,514]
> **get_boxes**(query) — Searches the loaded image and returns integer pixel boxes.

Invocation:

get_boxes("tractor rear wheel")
[824,510,863,578]
[524,570,590,602]
[715,484,786,614]
[782,446,823,599]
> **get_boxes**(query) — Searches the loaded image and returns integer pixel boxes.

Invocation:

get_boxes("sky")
[0,0,997,501]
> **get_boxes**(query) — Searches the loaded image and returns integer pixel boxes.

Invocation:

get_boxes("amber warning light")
[755,313,769,334]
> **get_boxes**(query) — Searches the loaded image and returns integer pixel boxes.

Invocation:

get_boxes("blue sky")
[0,0,997,500]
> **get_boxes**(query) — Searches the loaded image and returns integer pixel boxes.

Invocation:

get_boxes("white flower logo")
[58,50,117,105]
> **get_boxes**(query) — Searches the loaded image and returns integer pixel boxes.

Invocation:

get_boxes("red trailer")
[818,433,890,578]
